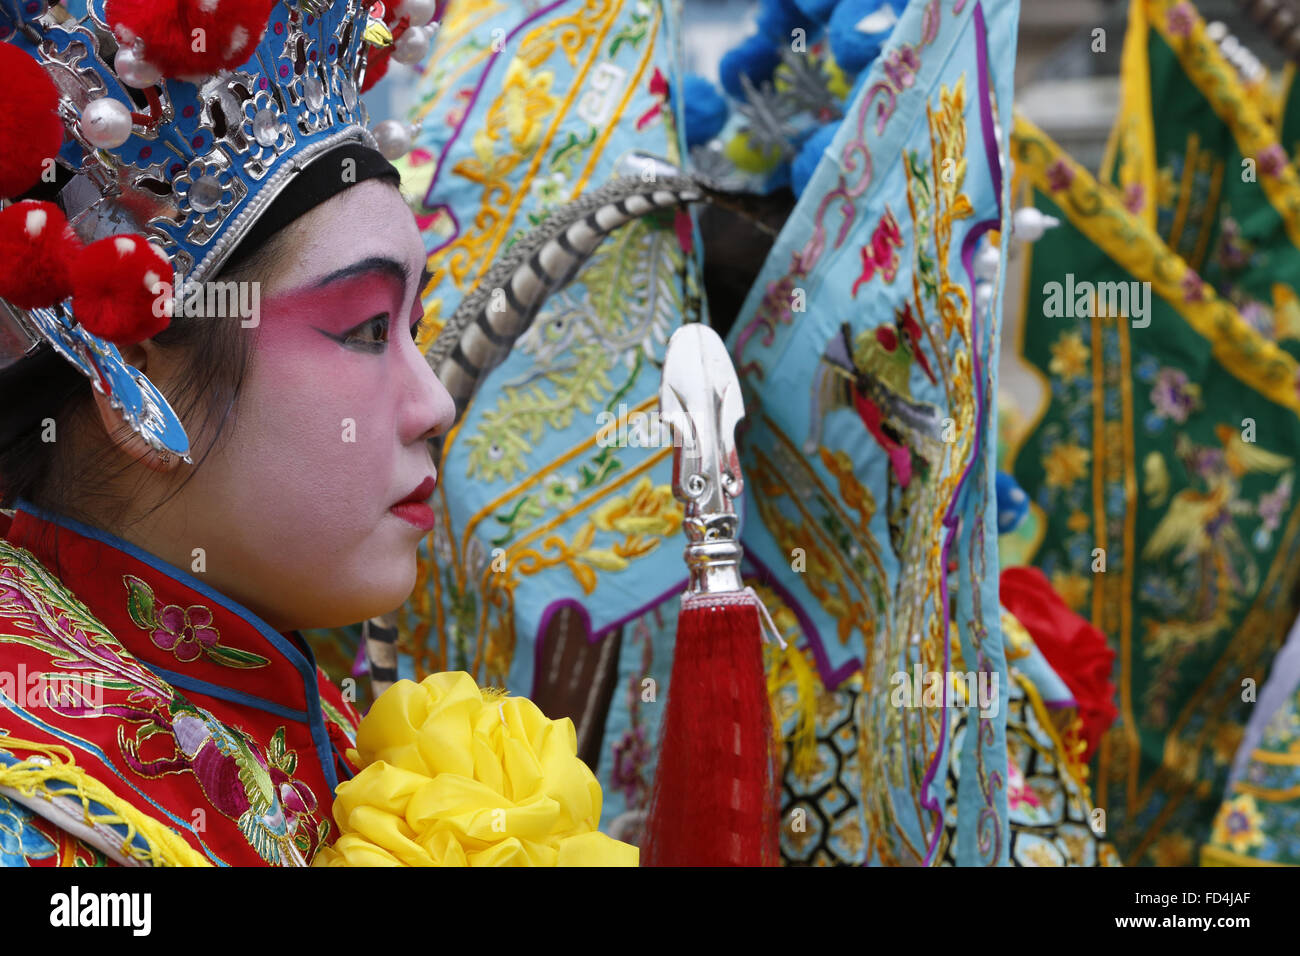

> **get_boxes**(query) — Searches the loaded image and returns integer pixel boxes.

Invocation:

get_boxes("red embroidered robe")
[0,500,361,867]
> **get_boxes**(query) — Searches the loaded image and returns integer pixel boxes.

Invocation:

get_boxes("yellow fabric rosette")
[311,672,638,867]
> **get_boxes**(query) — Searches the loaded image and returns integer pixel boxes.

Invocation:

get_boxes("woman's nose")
[399,334,457,445]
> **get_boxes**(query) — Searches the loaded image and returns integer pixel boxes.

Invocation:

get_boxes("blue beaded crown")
[2,0,385,279]
[0,0,401,459]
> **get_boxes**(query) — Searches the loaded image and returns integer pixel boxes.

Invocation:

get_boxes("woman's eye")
[342,314,388,351]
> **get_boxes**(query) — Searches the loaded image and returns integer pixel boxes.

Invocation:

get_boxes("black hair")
[0,239,281,528]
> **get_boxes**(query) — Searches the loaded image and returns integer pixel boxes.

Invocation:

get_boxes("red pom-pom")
[361,45,392,93]
[72,235,173,345]
[0,45,64,199]
[0,202,83,309]
[106,0,276,78]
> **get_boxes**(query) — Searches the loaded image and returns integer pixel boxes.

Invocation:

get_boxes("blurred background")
[672,0,1295,409]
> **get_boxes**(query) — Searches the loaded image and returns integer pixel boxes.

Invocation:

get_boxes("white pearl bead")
[114,46,162,88]
[973,244,999,282]
[373,119,412,160]
[399,0,438,26]
[1012,207,1060,243]
[82,98,134,149]
[392,25,430,65]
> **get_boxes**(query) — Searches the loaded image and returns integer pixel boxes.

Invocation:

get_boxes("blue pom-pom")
[791,121,840,197]
[756,0,817,44]
[679,74,729,148]
[828,0,901,74]
[996,471,1030,534]
[719,33,782,99]
[793,0,841,25]
[766,160,793,193]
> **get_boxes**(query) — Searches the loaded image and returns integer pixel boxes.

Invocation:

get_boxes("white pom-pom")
[114,236,138,256]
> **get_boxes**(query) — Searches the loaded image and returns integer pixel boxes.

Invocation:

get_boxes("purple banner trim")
[590,580,684,643]
[920,0,1002,866]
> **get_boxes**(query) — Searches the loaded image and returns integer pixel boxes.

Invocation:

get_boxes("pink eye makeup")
[260,257,433,354]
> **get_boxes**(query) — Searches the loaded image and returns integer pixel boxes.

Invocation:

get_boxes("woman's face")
[137,180,455,631]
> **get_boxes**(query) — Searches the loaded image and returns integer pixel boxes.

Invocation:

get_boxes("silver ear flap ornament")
[2,300,191,461]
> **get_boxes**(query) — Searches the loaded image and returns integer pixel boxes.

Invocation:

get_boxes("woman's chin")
[277,558,418,632]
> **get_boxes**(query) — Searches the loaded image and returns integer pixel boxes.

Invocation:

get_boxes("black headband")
[220,142,400,274]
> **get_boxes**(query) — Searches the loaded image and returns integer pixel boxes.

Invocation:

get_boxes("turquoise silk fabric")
[726,0,1018,865]
[384,0,1021,861]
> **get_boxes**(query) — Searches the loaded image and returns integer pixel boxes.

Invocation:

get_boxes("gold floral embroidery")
[1209,795,1266,855]
[1048,331,1089,380]
[1042,443,1091,488]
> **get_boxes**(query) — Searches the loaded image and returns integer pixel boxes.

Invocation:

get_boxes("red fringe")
[641,599,780,866]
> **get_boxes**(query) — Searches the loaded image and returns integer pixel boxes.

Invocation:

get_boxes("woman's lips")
[390,475,438,530]
[390,501,437,531]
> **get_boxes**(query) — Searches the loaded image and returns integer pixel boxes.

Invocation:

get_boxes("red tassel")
[0,44,64,200]
[642,596,780,866]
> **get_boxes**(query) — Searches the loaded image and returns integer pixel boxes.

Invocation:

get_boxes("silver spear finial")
[659,322,747,597]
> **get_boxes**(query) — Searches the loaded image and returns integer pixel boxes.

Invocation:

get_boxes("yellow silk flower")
[312,672,638,867]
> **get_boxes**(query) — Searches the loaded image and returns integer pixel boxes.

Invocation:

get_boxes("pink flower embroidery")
[1258,143,1287,177]
[1007,758,1041,813]
[882,47,919,92]
[1181,270,1206,302]
[1045,159,1074,193]
[151,604,220,663]
[1123,182,1145,214]
[1166,2,1195,37]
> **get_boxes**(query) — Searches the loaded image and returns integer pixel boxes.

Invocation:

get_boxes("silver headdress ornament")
[0,0,436,461]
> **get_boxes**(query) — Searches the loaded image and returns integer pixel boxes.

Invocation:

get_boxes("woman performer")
[0,0,630,867]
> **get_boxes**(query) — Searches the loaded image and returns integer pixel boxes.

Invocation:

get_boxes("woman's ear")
[89,341,182,474]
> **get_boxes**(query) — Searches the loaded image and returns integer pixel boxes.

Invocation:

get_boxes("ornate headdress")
[0,0,437,460]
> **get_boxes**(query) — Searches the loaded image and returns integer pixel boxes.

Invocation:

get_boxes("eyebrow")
[310,256,412,290]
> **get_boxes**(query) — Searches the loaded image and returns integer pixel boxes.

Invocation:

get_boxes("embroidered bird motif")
[1214,423,1292,478]
[805,307,942,488]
